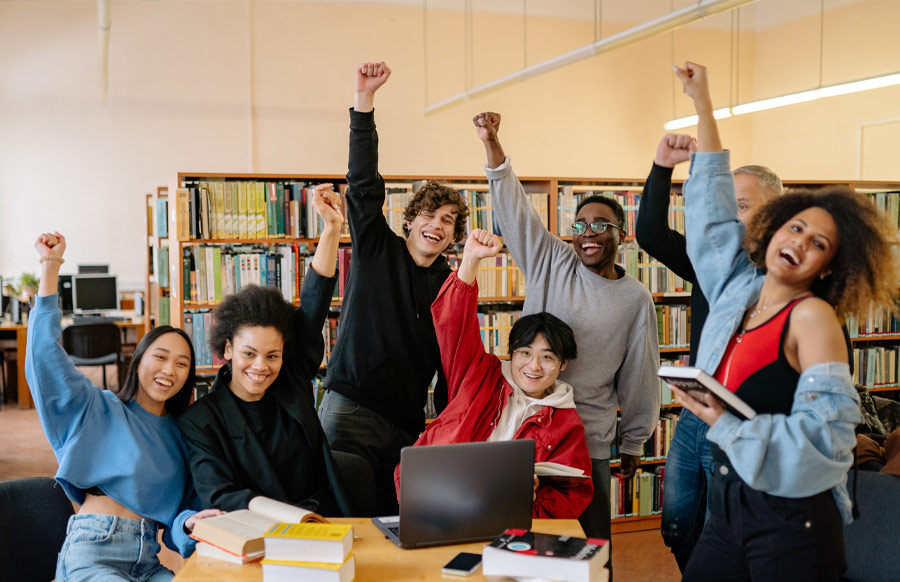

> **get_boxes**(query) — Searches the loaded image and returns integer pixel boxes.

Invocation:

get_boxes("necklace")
[736,292,810,343]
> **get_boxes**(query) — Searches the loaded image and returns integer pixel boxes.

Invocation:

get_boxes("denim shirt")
[683,151,861,523]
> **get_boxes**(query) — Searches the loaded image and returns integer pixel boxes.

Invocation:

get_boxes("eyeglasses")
[511,348,561,369]
[570,221,624,236]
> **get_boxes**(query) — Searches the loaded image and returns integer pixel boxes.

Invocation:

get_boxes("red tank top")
[714,297,810,396]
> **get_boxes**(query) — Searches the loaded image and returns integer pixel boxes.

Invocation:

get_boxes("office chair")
[61,321,123,390]
[0,477,75,582]
[843,470,900,582]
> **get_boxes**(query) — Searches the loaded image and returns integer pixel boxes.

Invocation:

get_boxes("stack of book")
[261,523,355,582]
[482,528,610,582]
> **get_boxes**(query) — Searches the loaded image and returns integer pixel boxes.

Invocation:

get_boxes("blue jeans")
[318,390,417,516]
[57,514,172,582]
[661,409,714,572]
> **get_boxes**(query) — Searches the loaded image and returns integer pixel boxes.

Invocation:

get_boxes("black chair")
[843,470,900,582]
[61,322,123,390]
[0,477,75,582]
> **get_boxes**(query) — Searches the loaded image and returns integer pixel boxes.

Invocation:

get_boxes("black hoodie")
[323,109,449,435]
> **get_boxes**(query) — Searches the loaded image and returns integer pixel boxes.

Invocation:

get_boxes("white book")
[657,365,757,419]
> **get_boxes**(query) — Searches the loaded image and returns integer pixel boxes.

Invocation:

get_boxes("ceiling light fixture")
[664,71,900,130]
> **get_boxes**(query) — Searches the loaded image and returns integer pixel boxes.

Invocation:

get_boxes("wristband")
[39,255,65,265]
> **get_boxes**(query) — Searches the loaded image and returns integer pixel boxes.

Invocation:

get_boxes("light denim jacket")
[683,151,861,523]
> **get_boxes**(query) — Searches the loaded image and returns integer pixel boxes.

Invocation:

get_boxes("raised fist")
[464,228,503,260]
[655,133,696,168]
[472,112,501,142]
[356,62,392,95]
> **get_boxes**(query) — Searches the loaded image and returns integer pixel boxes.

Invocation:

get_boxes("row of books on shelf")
[655,303,690,350]
[853,346,899,389]
[181,244,313,305]
[618,244,692,295]
[609,411,681,462]
[846,303,900,338]
[610,467,664,519]
[175,181,333,242]
[868,190,900,231]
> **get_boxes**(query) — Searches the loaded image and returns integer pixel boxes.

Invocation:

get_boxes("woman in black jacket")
[177,184,354,517]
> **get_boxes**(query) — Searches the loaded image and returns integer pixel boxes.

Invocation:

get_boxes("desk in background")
[0,314,145,409]
[174,518,584,582]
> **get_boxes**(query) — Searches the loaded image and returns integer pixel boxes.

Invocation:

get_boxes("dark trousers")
[683,472,846,582]
[318,390,417,516]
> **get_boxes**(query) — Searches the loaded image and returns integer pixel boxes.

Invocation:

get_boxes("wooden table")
[173,518,584,581]
[0,315,145,409]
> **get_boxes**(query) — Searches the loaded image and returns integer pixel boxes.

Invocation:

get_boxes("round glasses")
[570,221,624,236]
[511,348,561,369]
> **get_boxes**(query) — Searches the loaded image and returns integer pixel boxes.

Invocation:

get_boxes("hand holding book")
[658,365,756,423]
[670,383,727,427]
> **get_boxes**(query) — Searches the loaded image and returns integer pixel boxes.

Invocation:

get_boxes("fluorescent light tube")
[664,108,731,131]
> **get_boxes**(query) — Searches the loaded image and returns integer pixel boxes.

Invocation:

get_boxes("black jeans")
[684,469,846,582]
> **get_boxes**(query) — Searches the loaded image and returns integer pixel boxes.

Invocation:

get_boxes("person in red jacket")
[395,229,593,518]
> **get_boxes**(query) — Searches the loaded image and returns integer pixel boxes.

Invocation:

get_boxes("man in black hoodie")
[317,61,470,515]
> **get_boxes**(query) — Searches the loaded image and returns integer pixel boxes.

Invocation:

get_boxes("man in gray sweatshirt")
[473,112,660,545]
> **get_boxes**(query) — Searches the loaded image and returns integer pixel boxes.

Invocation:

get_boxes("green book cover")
[213,247,223,302]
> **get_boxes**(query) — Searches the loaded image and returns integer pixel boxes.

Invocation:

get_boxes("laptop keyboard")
[387,526,400,537]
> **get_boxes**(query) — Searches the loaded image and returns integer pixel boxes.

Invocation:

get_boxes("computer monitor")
[77,264,109,274]
[71,274,119,315]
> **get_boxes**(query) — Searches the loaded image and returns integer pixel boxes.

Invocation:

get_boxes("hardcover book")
[482,529,609,582]
[657,365,757,419]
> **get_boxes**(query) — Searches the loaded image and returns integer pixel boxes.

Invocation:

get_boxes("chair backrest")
[331,450,378,517]
[61,322,121,359]
[844,470,900,582]
[0,477,75,582]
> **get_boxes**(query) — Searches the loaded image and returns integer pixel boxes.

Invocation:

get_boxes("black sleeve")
[634,163,697,284]
[290,267,338,384]
[345,108,392,258]
[177,409,257,512]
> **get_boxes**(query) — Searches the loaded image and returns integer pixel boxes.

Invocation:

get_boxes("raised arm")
[26,233,102,448]
[292,184,342,381]
[431,230,502,402]
[676,63,751,304]
[473,112,568,279]
[634,134,698,283]
[346,62,394,254]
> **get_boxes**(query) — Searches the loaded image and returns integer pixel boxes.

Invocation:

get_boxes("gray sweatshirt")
[486,158,660,459]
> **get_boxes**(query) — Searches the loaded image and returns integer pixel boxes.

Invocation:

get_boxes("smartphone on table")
[442,552,482,576]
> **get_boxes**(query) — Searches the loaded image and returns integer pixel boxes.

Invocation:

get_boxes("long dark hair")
[116,325,196,416]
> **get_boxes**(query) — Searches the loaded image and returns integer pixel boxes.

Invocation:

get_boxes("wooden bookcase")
[153,171,900,533]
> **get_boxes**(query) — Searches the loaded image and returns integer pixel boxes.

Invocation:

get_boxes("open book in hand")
[534,462,590,488]
[190,496,327,561]
[658,365,756,420]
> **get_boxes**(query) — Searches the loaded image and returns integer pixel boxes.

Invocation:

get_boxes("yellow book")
[255,182,267,238]
[237,181,248,239]
[261,554,355,582]
[263,522,352,564]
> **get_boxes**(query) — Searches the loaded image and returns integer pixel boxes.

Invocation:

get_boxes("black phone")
[441,552,482,576]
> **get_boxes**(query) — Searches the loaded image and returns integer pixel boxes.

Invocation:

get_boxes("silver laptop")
[372,440,534,549]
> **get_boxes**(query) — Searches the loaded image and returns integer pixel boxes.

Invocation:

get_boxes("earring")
[820,272,830,279]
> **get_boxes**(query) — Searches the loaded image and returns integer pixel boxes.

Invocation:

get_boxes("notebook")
[372,440,535,549]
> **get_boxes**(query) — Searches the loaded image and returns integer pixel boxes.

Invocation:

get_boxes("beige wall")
[1,0,898,287]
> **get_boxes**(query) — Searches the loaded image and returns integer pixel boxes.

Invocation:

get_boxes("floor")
[0,381,682,581]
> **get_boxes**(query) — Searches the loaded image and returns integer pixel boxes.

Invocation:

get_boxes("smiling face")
[224,325,285,402]
[572,201,621,277]
[765,207,839,290]
[405,203,459,265]
[135,332,192,414]
[509,333,568,399]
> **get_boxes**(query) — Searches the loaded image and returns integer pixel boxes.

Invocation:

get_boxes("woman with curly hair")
[177,184,355,517]
[27,232,222,582]
[671,62,899,582]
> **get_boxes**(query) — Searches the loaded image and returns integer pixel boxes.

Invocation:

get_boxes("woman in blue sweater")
[26,232,221,582]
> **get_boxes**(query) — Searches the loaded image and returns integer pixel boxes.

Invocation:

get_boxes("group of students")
[25,59,899,582]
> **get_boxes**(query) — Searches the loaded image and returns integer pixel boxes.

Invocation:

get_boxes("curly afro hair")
[744,186,899,319]
[402,181,470,243]
[209,285,295,358]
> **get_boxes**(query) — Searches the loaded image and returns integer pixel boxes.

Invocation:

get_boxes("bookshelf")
[155,171,900,534]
